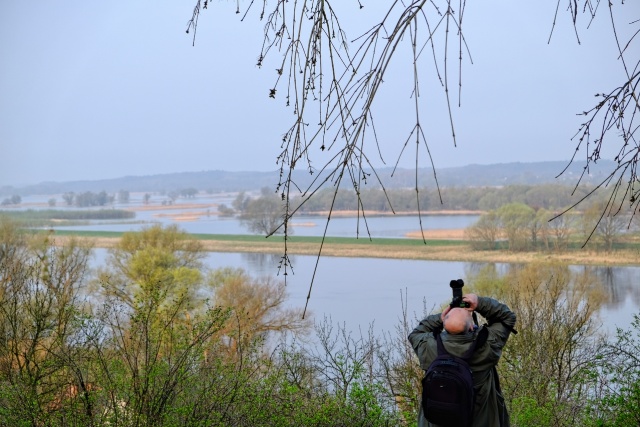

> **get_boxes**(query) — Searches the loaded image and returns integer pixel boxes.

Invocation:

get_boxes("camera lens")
[449,279,466,308]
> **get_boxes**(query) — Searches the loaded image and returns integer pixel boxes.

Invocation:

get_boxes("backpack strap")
[461,326,488,360]
[433,331,444,356]
[433,326,489,361]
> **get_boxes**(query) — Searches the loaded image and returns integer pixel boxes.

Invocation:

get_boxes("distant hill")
[0,160,617,197]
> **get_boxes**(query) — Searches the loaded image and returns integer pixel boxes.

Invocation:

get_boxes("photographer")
[408,284,516,427]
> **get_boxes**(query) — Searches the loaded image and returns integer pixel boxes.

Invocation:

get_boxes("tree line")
[465,199,635,252]
[0,195,21,206]
[50,188,199,208]
[225,184,604,236]
[0,219,637,426]
[292,184,597,213]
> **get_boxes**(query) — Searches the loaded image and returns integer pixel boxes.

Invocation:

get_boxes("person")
[408,293,517,427]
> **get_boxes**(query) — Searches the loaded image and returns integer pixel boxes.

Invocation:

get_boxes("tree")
[187,0,638,233]
[529,208,550,249]
[184,2,638,308]
[62,192,74,206]
[180,188,198,198]
[469,262,607,426]
[97,224,205,311]
[465,211,501,250]
[92,224,233,425]
[217,203,234,216]
[497,203,536,251]
[74,191,112,207]
[117,189,130,204]
[581,200,629,251]
[0,195,21,206]
[167,190,179,203]
[238,188,291,235]
[588,313,640,426]
[0,220,94,425]
[208,267,311,353]
[542,209,576,252]
[232,191,249,212]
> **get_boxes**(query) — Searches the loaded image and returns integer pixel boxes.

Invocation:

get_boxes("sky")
[0,1,635,187]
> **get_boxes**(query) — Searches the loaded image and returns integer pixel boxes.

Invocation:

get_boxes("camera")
[449,279,470,309]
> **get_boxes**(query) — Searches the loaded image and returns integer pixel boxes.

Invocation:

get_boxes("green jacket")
[408,297,516,427]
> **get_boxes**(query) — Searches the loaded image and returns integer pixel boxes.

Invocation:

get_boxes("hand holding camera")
[449,279,478,312]
[449,279,470,309]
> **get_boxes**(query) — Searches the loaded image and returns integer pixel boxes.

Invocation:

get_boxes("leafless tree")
[188,0,638,303]
[581,199,630,251]
[545,210,576,251]
[465,211,501,250]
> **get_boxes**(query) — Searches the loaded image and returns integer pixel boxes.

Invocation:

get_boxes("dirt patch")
[302,210,484,217]
[153,210,218,221]
[405,229,466,240]
[126,203,218,212]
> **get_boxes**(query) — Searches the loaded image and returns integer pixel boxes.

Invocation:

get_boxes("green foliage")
[467,262,609,427]
[465,197,633,253]
[0,222,404,426]
[466,210,501,250]
[0,218,94,426]
[496,203,536,251]
[5,220,640,427]
[208,268,311,352]
[581,200,629,252]
[510,397,555,427]
[583,314,640,426]
[293,184,596,213]
[99,224,205,309]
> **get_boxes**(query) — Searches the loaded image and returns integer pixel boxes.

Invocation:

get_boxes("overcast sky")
[0,1,634,187]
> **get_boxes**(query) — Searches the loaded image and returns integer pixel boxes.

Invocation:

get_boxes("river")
[17,192,480,238]
[90,249,640,338]
[8,193,640,337]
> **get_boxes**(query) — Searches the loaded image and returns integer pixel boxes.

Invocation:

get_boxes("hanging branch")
[187,0,639,304]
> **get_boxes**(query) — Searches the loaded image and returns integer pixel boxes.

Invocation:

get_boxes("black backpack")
[421,328,488,427]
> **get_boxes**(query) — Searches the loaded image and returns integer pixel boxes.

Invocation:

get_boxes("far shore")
[52,232,640,267]
[7,200,638,265]
[143,207,484,222]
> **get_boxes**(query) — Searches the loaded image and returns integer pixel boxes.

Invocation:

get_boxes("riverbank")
[51,230,640,266]
[199,240,640,265]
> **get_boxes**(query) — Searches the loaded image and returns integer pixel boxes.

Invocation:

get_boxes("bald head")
[443,308,474,334]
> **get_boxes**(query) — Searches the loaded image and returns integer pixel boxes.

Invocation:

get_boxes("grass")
[51,229,466,247]
[1,210,136,227]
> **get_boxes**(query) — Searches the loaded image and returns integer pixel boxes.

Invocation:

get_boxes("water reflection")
[240,252,290,273]
[588,266,640,308]
[463,262,640,310]
[90,249,640,336]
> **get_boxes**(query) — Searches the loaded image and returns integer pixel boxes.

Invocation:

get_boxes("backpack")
[421,328,488,427]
